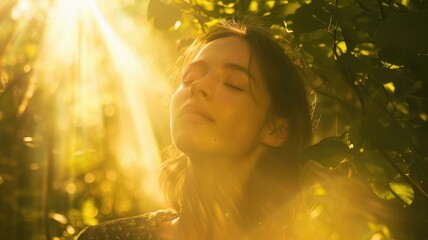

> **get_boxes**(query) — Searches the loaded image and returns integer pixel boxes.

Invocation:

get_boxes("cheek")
[217,100,269,148]
[169,88,186,141]
[169,91,188,149]
[170,87,186,123]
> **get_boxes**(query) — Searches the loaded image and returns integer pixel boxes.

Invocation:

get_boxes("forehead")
[192,36,264,83]
[194,36,251,64]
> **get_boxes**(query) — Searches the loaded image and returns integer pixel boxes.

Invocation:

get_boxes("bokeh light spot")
[65,182,77,195]
[84,173,96,183]
[49,212,68,224]
[29,163,39,170]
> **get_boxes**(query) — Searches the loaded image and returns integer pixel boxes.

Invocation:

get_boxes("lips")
[179,104,215,122]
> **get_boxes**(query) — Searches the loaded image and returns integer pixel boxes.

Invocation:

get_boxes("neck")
[176,153,262,240]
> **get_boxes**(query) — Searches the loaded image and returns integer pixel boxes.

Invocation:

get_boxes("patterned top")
[76,209,178,240]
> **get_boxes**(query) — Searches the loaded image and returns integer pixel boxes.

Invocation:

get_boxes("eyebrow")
[223,62,255,82]
[184,61,205,73]
[184,60,256,82]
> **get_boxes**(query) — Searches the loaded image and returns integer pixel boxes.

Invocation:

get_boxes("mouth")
[179,104,215,122]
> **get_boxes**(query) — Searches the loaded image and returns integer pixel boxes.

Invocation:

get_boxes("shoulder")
[76,209,178,240]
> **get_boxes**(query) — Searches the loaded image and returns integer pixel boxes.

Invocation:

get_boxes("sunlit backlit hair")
[160,18,313,234]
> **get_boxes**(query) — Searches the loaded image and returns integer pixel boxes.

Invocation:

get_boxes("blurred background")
[0,0,427,239]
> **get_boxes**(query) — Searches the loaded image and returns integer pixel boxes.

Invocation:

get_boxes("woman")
[77,19,312,240]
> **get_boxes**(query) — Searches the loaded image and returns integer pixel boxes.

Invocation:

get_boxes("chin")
[173,134,202,152]
[172,136,219,159]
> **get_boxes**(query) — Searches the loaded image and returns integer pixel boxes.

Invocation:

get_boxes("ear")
[262,117,289,147]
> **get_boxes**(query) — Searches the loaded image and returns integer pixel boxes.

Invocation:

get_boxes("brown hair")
[160,18,313,232]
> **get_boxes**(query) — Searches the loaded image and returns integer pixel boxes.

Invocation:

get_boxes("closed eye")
[182,79,194,87]
[224,83,244,91]
[181,72,197,87]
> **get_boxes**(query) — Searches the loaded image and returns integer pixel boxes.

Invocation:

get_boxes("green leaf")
[370,181,395,201]
[147,0,181,30]
[363,118,390,148]
[340,23,358,52]
[383,123,412,153]
[374,12,428,55]
[377,47,408,65]
[389,178,414,206]
[301,136,350,167]
[370,67,413,84]
[339,53,370,74]
[358,150,397,202]
[337,53,370,90]
[291,2,328,34]
[359,150,396,181]
[354,149,408,203]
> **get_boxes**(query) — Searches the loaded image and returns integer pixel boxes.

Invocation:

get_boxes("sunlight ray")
[31,0,169,203]
[88,0,167,200]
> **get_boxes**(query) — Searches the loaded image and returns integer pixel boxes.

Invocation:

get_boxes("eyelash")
[181,72,244,92]
[181,76,194,86]
[224,83,244,91]
[182,80,191,86]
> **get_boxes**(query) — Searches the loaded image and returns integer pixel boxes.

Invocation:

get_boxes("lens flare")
[31,0,172,205]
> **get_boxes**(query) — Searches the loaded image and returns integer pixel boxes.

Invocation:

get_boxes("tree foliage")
[146,0,428,237]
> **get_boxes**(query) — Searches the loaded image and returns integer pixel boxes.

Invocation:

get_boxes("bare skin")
[162,36,288,240]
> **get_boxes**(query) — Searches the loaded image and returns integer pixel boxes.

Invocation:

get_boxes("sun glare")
[31,0,171,204]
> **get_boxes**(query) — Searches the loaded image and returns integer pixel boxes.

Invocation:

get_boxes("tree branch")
[377,0,386,20]
[379,147,428,199]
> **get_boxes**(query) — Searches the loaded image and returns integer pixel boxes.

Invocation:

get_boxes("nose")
[188,78,213,100]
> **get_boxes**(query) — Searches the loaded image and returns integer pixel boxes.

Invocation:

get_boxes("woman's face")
[170,36,273,161]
